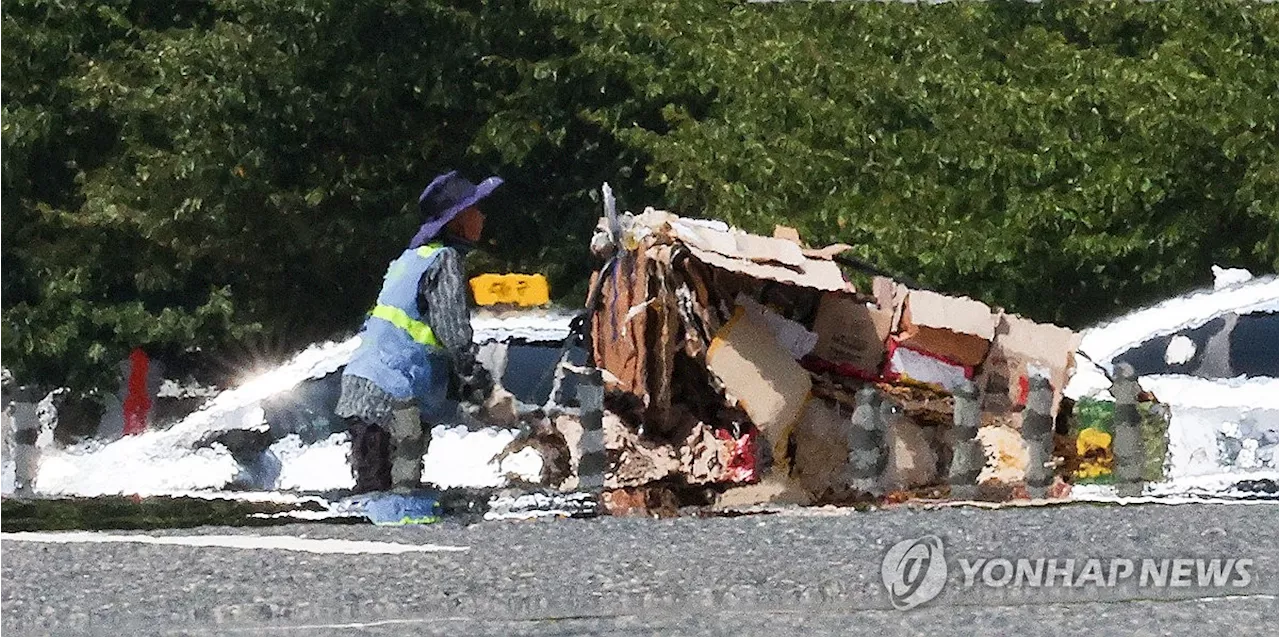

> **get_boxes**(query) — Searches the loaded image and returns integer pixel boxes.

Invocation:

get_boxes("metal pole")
[0,381,13,496]
[847,386,887,496]
[1110,362,1144,497]
[10,399,41,495]
[949,379,983,500]
[1022,375,1055,499]
[575,368,606,492]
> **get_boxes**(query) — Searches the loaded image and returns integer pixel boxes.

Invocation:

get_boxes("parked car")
[1065,268,1278,486]
[16,310,579,497]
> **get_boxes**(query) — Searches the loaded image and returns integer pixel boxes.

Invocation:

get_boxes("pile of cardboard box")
[585,208,1082,512]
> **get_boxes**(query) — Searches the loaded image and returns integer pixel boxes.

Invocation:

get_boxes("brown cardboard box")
[978,312,1082,417]
[895,289,996,367]
[707,307,813,473]
[810,293,895,375]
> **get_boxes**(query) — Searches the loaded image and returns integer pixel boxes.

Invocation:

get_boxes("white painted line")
[1,531,469,555]
[915,496,1275,510]
[174,617,454,633]
[1067,495,1277,506]
[1186,594,1280,603]
[248,510,360,521]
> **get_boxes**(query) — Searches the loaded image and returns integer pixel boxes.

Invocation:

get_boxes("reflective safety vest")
[343,243,450,408]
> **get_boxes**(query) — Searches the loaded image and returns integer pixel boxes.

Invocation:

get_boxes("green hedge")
[3,0,1276,392]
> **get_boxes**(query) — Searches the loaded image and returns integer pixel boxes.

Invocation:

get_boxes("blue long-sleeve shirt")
[335,242,482,426]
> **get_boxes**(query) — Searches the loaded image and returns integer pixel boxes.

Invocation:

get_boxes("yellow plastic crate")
[469,273,550,307]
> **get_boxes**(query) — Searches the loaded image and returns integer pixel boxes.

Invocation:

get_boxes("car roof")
[1078,274,1278,364]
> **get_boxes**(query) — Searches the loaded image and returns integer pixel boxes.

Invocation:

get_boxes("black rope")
[831,252,926,291]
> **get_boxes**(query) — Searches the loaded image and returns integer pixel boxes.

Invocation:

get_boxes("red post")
[122,348,152,436]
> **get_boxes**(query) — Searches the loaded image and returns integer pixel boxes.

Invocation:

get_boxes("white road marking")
[1,531,469,554]
[175,617,457,633]
[1184,594,1280,603]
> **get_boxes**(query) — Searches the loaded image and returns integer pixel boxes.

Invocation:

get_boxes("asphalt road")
[3,502,1277,636]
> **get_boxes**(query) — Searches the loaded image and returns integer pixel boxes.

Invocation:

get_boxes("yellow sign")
[470,273,550,307]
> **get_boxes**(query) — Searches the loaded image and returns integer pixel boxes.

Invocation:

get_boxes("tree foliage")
[2,0,660,389]
[544,1,1277,321]
[3,0,1276,391]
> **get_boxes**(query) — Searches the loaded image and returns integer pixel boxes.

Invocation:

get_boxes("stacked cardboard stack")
[586,209,1081,510]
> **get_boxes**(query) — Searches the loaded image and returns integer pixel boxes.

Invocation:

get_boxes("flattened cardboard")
[653,213,850,291]
[714,475,812,508]
[602,486,679,517]
[897,289,996,366]
[670,218,806,267]
[686,245,852,292]
[590,246,651,397]
[707,307,813,472]
[810,293,894,375]
[979,312,1082,418]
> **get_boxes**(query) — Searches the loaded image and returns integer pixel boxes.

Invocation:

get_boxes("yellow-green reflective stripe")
[367,243,444,346]
[370,305,440,347]
[415,243,443,258]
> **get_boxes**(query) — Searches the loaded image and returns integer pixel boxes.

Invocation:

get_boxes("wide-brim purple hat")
[409,170,503,248]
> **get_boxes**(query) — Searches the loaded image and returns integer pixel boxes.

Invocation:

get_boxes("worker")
[336,170,500,493]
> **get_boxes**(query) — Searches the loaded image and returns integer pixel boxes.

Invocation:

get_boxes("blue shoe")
[341,491,441,525]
